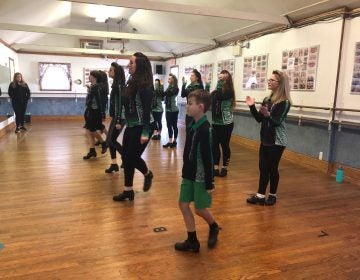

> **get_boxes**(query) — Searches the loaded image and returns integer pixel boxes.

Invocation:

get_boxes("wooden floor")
[0,120,360,280]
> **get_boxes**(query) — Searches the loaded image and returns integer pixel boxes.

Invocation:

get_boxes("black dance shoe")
[208,224,220,248]
[143,171,153,192]
[101,142,108,154]
[83,149,97,160]
[246,195,265,205]
[265,195,277,206]
[113,191,135,201]
[105,164,119,173]
[162,142,172,148]
[174,239,200,252]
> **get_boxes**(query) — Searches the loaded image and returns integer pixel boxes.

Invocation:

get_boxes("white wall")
[166,17,360,122]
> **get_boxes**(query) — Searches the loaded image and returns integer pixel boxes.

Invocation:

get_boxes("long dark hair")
[168,73,178,89]
[111,62,125,88]
[126,52,153,97]
[192,69,204,89]
[220,69,235,108]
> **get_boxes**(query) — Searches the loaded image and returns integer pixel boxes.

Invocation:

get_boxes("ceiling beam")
[0,23,215,45]
[12,43,174,58]
[65,0,288,24]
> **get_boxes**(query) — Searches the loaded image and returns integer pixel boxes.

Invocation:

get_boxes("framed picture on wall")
[350,41,360,94]
[39,62,72,91]
[281,45,320,91]
[8,57,15,81]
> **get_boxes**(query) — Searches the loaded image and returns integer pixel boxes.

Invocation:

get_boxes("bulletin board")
[350,41,360,94]
[242,54,268,90]
[281,45,320,91]
[199,63,213,89]
[217,59,235,77]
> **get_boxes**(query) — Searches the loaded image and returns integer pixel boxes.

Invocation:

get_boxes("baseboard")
[231,135,360,185]
[31,115,84,121]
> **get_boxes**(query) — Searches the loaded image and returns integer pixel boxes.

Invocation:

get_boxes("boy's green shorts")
[179,178,212,209]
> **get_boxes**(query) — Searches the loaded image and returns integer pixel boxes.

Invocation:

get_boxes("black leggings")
[212,123,234,166]
[165,111,178,139]
[122,125,153,186]
[152,111,163,132]
[106,118,124,160]
[13,104,27,127]
[257,144,285,195]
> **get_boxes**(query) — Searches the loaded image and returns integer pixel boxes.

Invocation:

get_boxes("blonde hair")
[271,70,292,105]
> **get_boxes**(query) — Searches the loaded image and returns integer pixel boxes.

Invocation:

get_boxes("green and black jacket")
[122,83,153,139]
[211,80,234,125]
[181,82,203,100]
[152,84,164,112]
[249,96,291,146]
[109,84,124,124]
[164,85,179,112]
[182,115,214,190]
[86,84,104,115]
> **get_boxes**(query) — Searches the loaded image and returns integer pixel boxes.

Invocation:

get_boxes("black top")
[182,115,214,190]
[8,83,31,106]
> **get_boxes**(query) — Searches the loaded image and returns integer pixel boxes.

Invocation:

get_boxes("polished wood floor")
[0,120,360,280]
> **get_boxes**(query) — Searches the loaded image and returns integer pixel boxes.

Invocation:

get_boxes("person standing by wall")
[113,52,154,202]
[162,74,179,148]
[211,70,235,177]
[8,73,31,133]
[151,78,164,140]
[245,70,292,206]
[104,62,126,173]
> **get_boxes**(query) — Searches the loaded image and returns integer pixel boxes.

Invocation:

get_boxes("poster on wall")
[350,41,360,94]
[281,45,320,91]
[199,63,213,90]
[242,54,268,90]
[217,59,235,77]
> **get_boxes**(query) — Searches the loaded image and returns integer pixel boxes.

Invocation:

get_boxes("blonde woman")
[8,73,31,133]
[245,70,291,206]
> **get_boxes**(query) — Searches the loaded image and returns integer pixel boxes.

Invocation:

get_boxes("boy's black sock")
[187,231,198,242]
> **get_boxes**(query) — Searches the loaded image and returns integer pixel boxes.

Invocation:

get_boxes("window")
[39,62,72,91]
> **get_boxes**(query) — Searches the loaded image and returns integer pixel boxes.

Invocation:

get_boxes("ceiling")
[0,0,359,59]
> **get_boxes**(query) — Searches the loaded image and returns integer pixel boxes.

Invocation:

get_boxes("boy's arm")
[200,126,215,190]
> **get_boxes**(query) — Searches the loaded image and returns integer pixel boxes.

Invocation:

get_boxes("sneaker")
[174,239,200,252]
[162,142,172,148]
[113,190,135,201]
[105,164,119,173]
[208,225,220,248]
[143,170,153,192]
[246,195,265,205]
[265,195,277,206]
[219,168,227,177]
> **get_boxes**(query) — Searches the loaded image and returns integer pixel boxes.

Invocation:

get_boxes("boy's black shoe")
[246,195,265,205]
[208,225,220,248]
[113,190,134,201]
[174,239,200,252]
[265,195,277,206]
[105,164,119,173]
[143,171,153,192]
[162,142,172,148]
[101,142,108,154]
[83,149,97,160]
[219,168,227,177]
[213,169,220,177]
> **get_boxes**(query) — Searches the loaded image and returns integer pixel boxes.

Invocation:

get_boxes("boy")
[175,89,220,252]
